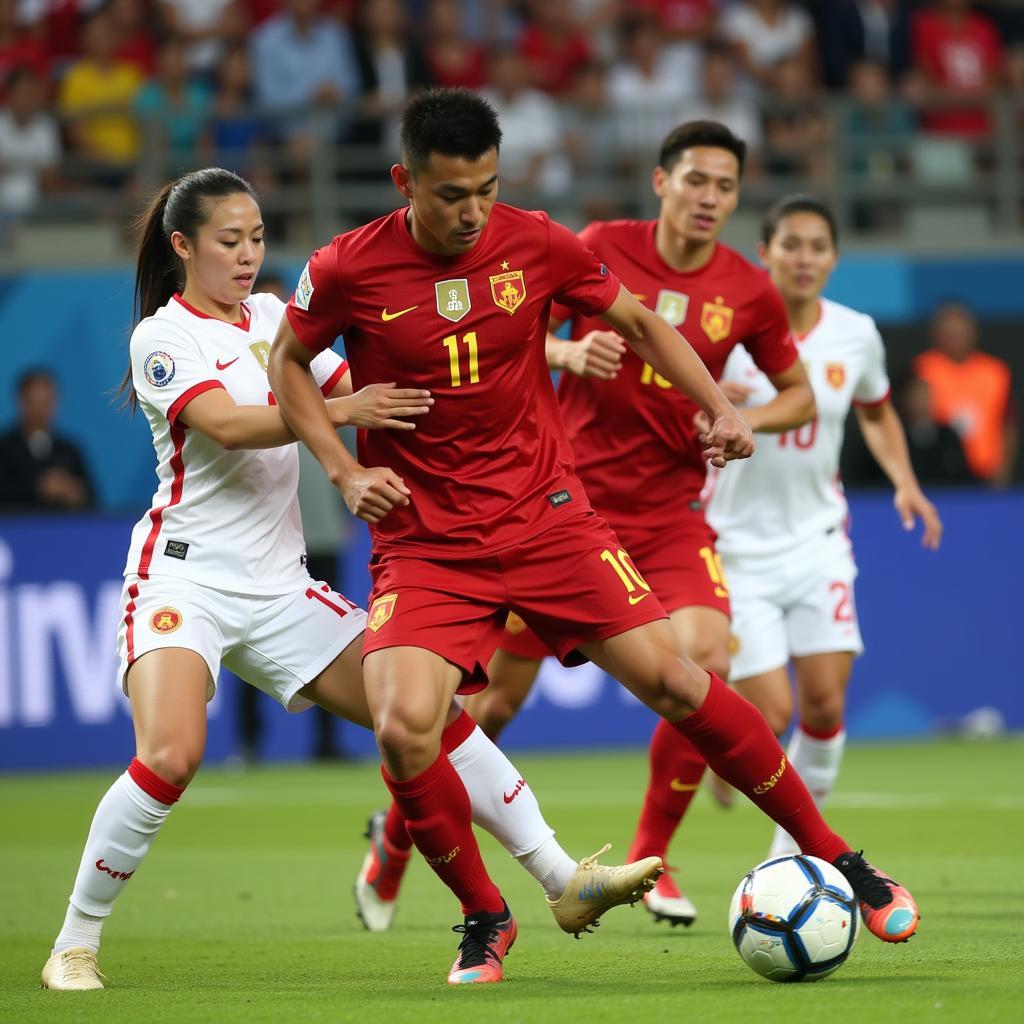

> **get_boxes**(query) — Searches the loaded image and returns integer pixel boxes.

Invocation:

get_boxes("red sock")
[382,752,504,916]
[673,674,848,863]
[628,718,706,862]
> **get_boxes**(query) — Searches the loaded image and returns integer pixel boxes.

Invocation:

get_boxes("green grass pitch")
[1,738,1021,1023]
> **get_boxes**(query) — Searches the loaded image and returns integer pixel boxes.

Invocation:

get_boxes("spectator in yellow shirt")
[57,9,143,181]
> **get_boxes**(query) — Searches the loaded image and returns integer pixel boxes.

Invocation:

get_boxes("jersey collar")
[173,293,252,331]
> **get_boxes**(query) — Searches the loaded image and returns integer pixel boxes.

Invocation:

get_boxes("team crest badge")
[143,351,175,388]
[249,340,271,371]
[505,611,527,635]
[826,362,846,389]
[655,290,689,326]
[150,607,182,634]
[295,262,314,310]
[489,270,526,315]
[435,278,471,323]
[368,593,398,633]
[700,297,734,343]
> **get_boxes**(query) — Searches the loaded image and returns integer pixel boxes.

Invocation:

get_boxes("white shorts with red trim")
[116,573,367,711]
[723,530,864,682]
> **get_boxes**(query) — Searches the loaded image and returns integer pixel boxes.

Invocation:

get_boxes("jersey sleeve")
[547,218,621,320]
[745,279,799,377]
[130,320,224,428]
[311,347,348,395]
[852,317,891,407]
[285,238,351,354]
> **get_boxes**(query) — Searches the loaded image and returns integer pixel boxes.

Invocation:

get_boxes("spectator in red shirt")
[910,0,1004,137]
[422,0,487,90]
[110,0,158,77]
[518,0,592,95]
[0,0,49,95]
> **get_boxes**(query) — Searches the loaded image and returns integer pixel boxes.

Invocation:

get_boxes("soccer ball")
[728,855,859,982]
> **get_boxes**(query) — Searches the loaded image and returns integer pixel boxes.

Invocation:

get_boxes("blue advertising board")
[2,489,1020,772]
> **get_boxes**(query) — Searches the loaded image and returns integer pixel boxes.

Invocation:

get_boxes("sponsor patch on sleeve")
[295,262,314,311]
[143,351,175,388]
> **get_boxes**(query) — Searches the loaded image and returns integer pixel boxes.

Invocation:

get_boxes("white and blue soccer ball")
[728,854,859,982]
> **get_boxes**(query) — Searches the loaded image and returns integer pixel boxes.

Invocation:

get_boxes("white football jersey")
[124,292,346,594]
[706,298,890,560]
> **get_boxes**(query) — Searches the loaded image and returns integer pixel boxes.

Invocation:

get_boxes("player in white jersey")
[703,195,942,855]
[41,168,662,992]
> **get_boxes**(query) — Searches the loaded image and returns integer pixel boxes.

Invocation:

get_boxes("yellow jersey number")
[442,331,479,387]
[600,548,653,605]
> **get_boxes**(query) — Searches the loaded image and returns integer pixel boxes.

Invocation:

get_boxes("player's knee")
[140,744,203,789]
[690,643,730,684]
[375,714,441,774]
[801,694,845,733]
[649,653,707,718]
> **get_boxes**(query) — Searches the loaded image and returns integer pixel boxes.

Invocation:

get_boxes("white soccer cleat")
[643,868,698,927]
[40,947,105,990]
[354,810,411,933]
[547,844,662,936]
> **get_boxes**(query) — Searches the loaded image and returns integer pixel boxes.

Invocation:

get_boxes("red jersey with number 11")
[554,221,797,517]
[286,203,621,558]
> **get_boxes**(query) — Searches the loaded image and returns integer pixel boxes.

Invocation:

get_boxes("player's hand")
[894,484,942,550]
[695,410,755,467]
[563,331,626,380]
[334,383,433,430]
[337,466,411,522]
[719,381,753,405]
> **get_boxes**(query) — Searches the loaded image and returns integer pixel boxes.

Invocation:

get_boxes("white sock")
[769,724,847,858]
[447,724,577,899]
[53,767,179,954]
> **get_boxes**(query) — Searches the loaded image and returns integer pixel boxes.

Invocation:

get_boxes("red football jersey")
[554,220,797,516]
[286,203,621,557]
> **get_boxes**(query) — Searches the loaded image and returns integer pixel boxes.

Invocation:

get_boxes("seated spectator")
[0,368,95,512]
[480,46,570,197]
[0,0,49,95]
[819,0,911,90]
[914,302,1017,486]
[634,0,718,43]
[719,0,818,93]
[250,0,361,158]
[351,0,431,152]
[763,55,832,182]
[909,0,1004,138]
[135,38,211,171]
[157,0,248,78]
[0,66,61,224]
[607,11,693,157]
[110,0,158,77]
[422,0,487,90]
[685,44,763,167]
[206,43,271,192]
[518,0,593,95]
[57,9,144,183]
[844,59,914,179]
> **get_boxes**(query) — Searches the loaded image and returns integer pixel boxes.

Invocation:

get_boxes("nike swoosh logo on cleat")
[216,357,239,370]
[381,305,418,321]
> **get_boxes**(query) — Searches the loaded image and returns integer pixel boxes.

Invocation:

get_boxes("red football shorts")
[497,504,730,660]
[362,513,667,692]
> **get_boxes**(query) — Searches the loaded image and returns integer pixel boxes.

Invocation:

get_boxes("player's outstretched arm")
[268,318,411,522]
[740,361,816,433]
[856,398,942,549]
[600,285,754,465]
[545,330,625,380]
[326,370,434,431]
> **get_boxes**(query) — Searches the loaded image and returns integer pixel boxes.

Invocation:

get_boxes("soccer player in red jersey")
[269,89,919,983]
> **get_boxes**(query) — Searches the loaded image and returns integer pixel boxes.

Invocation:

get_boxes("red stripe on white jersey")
[319,359,349,396]
[167,380,225,427]
[124,582,140,663]
[137,424,187,579]
[852,387,891,409]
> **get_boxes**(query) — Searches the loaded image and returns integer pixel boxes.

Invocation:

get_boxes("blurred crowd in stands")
[0,0,1023,226]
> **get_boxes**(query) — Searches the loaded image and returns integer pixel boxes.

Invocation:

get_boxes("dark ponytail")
[117,167,257,411]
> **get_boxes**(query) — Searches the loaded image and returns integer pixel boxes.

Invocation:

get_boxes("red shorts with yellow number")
[361,512,667,693]
[498,504,730,660]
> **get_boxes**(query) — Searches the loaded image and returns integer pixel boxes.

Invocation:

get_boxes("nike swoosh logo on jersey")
[628,592,650,605]
[669,778,700,792]
[381,305,418,321]
[216,357,239,370]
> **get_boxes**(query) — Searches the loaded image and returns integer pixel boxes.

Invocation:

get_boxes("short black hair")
[17,367,55,396]
[761,194,839,247]
[400,88,502,172]
[658,120,746,177]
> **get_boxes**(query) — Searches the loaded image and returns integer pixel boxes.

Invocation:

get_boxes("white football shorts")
[723,531,864,682]
[116,574,368,711]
